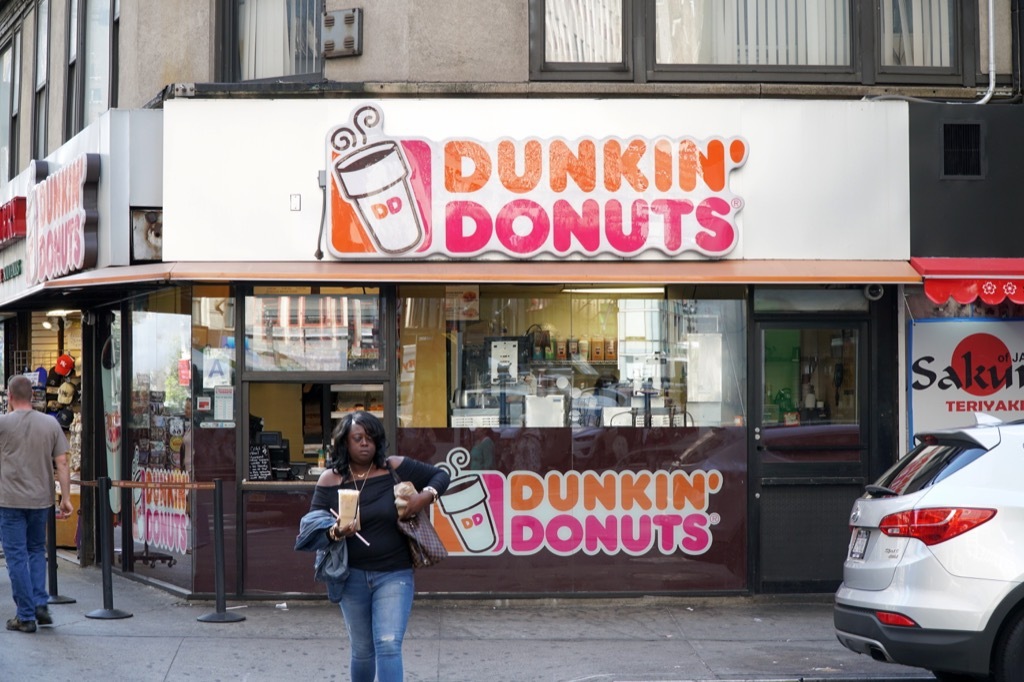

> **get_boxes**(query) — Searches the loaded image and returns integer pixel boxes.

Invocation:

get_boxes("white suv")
[834,414,1024,682]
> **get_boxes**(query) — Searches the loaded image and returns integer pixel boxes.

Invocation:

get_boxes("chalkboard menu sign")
[248,444,271,481]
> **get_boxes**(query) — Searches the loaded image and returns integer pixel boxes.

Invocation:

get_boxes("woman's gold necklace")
[351,464,373,480]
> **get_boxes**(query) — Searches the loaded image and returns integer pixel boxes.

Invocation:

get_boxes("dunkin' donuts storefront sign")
[326,104,748,260]
[430,448,724,558]
[397,427,747,594]
[25,154,100,285]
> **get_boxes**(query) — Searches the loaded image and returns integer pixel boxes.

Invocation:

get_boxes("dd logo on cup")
[329,106,425,255]
[438,448,498,553]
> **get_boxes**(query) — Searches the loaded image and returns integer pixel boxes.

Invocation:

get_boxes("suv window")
[875,439,987,495]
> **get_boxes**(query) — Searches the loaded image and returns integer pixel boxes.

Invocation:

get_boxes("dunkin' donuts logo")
[325,104,748,260]
[425,448,725,558]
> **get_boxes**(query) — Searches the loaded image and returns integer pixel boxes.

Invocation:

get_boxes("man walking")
[0,375,73,632]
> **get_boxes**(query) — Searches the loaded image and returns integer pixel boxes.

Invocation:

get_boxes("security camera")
[863,284,884,301]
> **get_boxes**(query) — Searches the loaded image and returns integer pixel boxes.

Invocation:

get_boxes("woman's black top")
[310,458,449,572]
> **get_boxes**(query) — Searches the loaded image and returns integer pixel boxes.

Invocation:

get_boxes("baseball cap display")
[46,368,63,394]
[55,354,75,376]
[35,366,47,387]
[57,382,77,405]
[56,408,74,430]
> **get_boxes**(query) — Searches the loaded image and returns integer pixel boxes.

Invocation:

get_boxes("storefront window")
[394,284,748,594]
[244,287,380,372]
[125,289,193,587]
[191,286,239,593]
[247,381,384,481]
[397,285,747,434]
[115,285,235,591]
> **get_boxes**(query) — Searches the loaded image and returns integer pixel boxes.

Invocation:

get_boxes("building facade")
[0,0,1017,599]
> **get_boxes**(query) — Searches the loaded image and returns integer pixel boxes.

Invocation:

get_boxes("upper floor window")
[83,0,113,128]
[0,41,14,182]
[64,0,115,139]
[64,0,80,140]
[533,0,971,85]
[32,0,48,160]
[231,0,321,81]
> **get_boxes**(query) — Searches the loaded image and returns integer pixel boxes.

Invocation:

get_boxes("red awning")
[911,257,1024,304]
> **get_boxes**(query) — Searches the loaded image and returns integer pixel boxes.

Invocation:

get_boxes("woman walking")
[310,411,449,681]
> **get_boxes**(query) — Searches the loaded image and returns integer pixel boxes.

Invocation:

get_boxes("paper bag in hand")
[394,481,416,513]
[338,489,361,530]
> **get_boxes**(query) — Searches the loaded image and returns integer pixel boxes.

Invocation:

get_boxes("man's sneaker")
[34,606,52,625]
[6,617,36,633]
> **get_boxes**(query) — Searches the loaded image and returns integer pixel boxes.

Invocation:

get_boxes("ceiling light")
[41,319,53,330]
[562,287,665,295]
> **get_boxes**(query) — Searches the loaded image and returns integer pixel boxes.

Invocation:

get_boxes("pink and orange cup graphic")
[328,105,425,255]
[438,447,498,553]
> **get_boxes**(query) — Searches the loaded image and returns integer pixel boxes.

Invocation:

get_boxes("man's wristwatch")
[423,486,439,503]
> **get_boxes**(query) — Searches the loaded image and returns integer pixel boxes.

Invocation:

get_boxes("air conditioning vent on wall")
[942,122,983,178]
[322,8,362,58]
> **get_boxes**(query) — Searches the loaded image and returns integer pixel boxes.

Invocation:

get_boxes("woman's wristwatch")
[423,486,439,503]
[327,525,341,542]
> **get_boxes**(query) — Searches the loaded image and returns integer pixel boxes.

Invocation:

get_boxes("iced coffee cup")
[333,140,423,254]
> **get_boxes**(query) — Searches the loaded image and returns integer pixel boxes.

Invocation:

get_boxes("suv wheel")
[993,610,1024,682]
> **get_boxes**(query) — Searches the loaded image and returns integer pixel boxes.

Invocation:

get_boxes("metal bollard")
[46,506,76,605]
[198,479,245,623]
[85,477,132,620]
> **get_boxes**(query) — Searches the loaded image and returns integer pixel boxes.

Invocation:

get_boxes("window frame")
[872,0,977,86]
[218,0,325,84]
[529,0,636,82]
[0,38,14,183]
[11,31,20,175]
[530,0,979,87]
[79,0,115,131]
[64,0,81,141]
[31,0,48,161]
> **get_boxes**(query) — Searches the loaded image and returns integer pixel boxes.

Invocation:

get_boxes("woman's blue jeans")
[339,568,415,682]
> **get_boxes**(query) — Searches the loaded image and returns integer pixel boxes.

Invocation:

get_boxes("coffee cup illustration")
[439,474,497,553]
[329,105,424,255]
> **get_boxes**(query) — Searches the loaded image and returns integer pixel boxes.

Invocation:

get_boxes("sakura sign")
[325,104,748,260]
[910,320,1024,433]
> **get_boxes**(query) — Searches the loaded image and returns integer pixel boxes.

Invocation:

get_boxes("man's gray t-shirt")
[0,409,69,509]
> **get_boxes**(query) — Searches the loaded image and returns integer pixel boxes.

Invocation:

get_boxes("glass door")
[753,320,868,592]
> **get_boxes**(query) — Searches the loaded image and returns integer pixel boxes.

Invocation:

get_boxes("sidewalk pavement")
[0,557,936,682]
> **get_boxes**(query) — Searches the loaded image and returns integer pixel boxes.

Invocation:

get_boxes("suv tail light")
[879,508,996,545]
[876,611,919,628]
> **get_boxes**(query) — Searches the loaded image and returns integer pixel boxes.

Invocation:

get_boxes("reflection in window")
[655,0,851,66]
[880,0,954,68]
[237,0,319,80]
[33,0,48,159]
[244,288,381,372]
[397,285,747,430]
[127,290,193,581]
[82,0,111,127]
[0,42,12,183]
[544,0,622,63]
[762,327,859,427]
